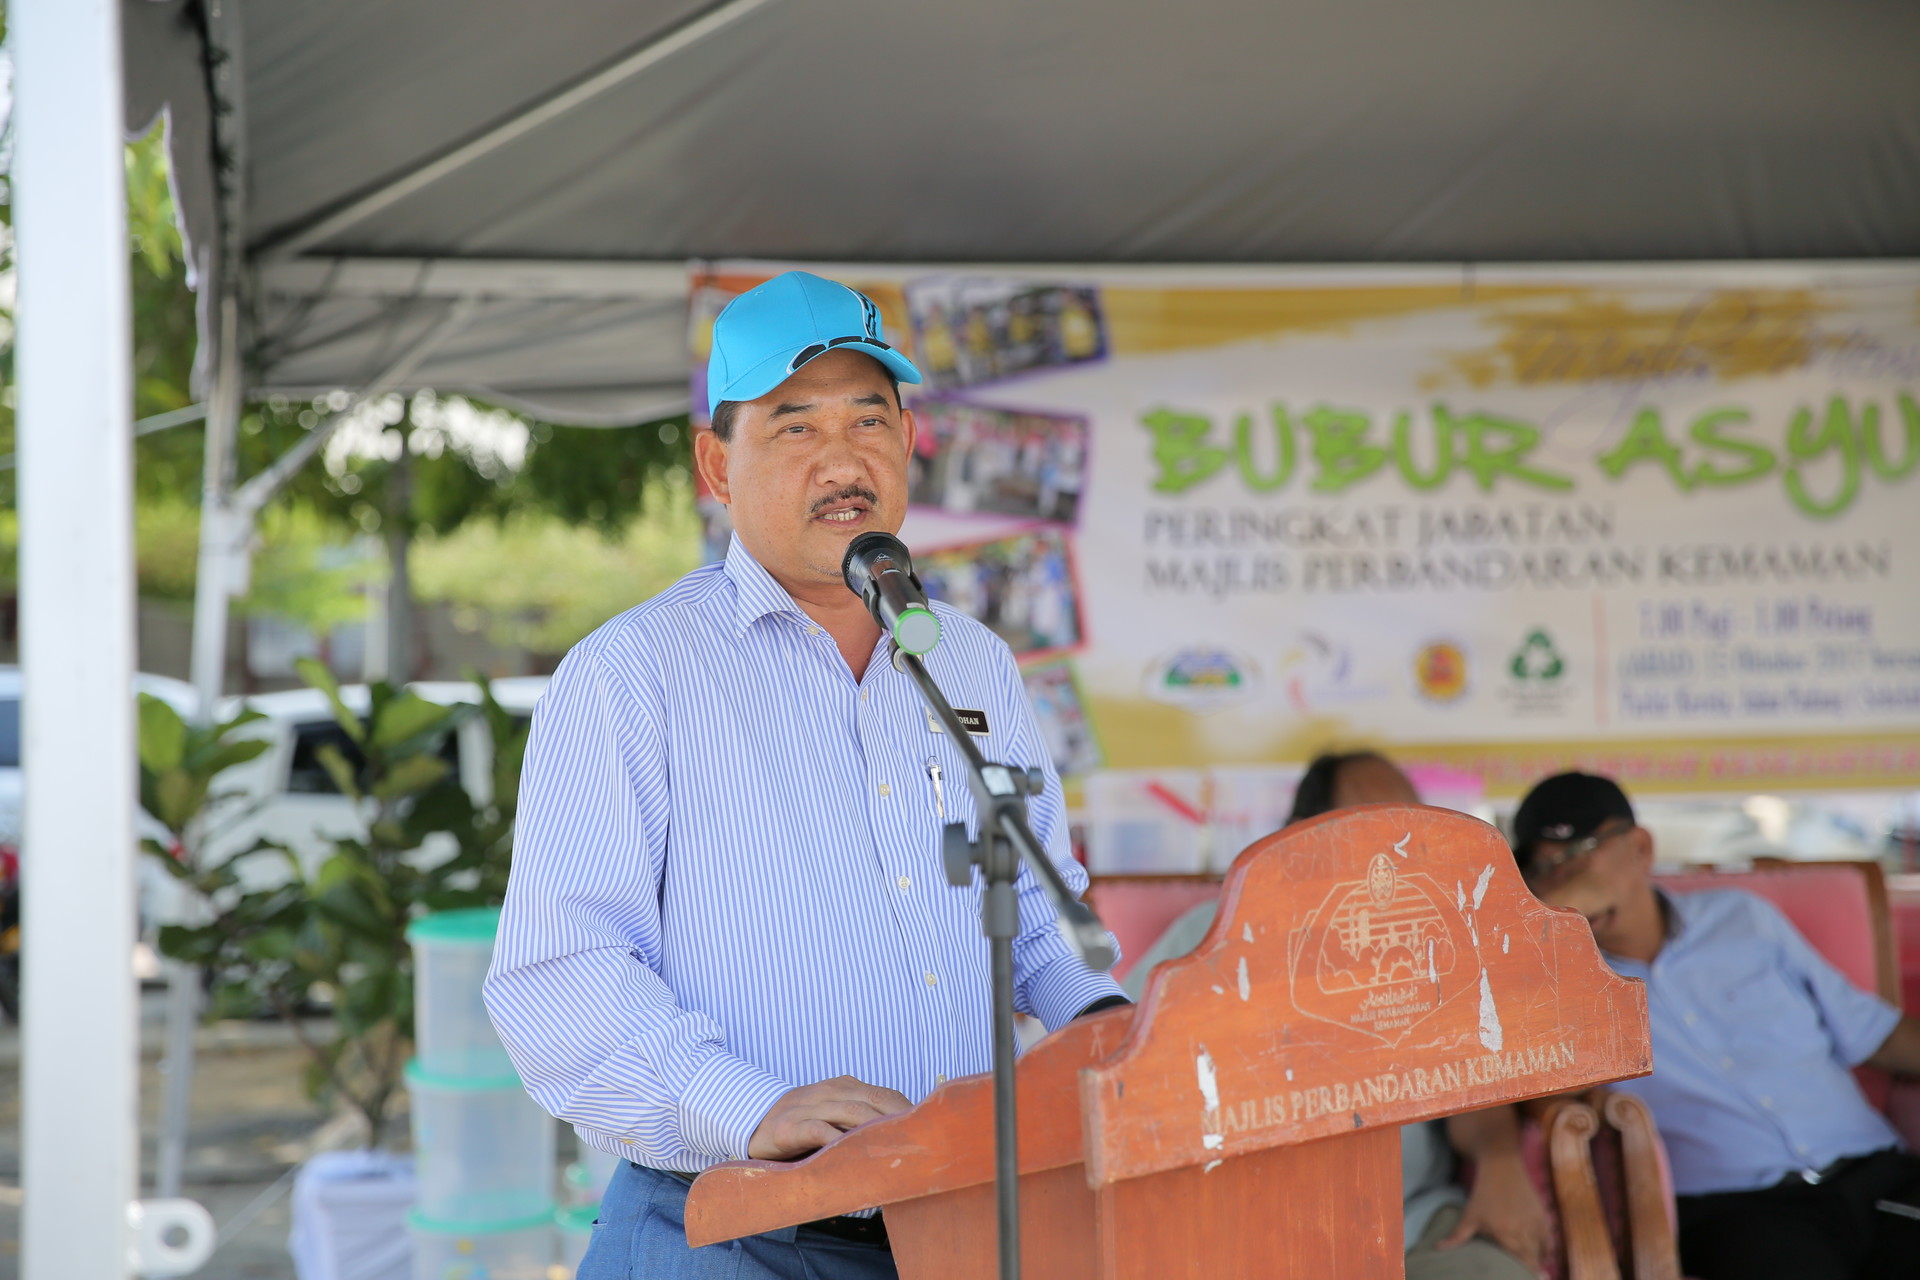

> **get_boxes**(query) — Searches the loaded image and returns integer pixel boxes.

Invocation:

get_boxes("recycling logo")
[1509,629,1565,682]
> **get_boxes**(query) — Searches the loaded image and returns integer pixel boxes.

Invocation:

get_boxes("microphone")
[842,531,942,657]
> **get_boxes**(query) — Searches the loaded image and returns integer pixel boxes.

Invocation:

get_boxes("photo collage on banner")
[687,267,1110,782]
[691,262,1920,875]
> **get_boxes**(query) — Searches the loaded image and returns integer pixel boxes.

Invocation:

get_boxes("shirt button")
[1720,1057,1735,1070]
[935,1074,948,1085]
[1682,1012,1698,1026]
[1796,1144,1811,1156]
[860,689,869,702]
[805,624,821,636]
[878,782,892,797]
[897,875,911,891]
[1759,1096,1774,1109]
[924,972,938,987]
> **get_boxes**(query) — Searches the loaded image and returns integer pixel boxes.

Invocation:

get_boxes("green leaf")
[242,927,298,962]
[314,742,361,800]
[297,657,365,743]
[187,737,272,778]
[136,693,187,772]
[370,693,459,751]
[372,754,449,802]
[152,769,205,834]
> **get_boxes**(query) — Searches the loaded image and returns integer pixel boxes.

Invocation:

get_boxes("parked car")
[0,666,202,1008]
[193,677,547,903]
[0,665,202,853]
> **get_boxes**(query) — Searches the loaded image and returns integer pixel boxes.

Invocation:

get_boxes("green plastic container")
[408,908,512,1079]
[407,1060,555,1226]
[407,1207,555,1280]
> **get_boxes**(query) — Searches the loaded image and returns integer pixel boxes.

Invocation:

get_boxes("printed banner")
[689,262,1920,824]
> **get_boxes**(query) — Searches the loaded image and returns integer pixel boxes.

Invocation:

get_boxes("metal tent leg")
[13,0,140,1275]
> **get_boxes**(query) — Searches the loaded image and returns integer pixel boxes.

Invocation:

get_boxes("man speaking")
[485,271,1125,1280]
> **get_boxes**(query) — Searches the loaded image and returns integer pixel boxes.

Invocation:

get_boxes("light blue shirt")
[484,538,1122,1173]
[1603,889,1903,1195]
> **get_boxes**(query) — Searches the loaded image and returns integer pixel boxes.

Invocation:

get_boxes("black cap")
[1510,772,1635,868]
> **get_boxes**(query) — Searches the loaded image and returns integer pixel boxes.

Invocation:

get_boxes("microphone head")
[841,530,909,593]
[841,531,941,656]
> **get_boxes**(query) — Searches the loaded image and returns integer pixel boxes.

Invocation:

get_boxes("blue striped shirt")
[484,537,1122,1172]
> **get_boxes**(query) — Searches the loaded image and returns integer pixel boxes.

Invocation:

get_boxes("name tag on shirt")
[927,706,990,736]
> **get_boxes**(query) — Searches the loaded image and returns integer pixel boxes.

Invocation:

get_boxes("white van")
[199,677,549,894]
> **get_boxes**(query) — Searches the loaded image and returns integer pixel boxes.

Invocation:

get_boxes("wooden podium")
[686,806,1652,1277]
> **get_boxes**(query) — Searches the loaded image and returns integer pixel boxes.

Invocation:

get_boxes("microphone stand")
[891,644,1117,1280]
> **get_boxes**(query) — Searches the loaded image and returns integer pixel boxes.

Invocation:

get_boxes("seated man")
[1125,751,1550,1279]
[1510,771,1920,1280]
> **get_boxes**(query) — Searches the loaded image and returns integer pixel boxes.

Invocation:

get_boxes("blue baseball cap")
[706,271,923,416]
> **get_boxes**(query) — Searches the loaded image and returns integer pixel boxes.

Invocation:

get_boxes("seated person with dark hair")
[1126,751,1550,1279]
[1510,771,1920,1280]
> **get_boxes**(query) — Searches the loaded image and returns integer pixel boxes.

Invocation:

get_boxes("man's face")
[695,349,917,592]
[1331,756,1421,808]
[1525,822,1658,954]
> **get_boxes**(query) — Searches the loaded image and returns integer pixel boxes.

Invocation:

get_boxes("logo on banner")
[1509,630,1566,682]
[1413,642,1470,703]
[1144,647,1258,711]
[1502,628,1574,717]
[1280,632,1390,714]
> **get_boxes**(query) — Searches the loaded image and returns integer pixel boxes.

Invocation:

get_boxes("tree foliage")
[139,667,529,1146]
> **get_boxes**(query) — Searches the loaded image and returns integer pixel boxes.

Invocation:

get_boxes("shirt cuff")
[1839,997,1904,1067]
[1022,953,1127,1032]
[676,1050,794,1161]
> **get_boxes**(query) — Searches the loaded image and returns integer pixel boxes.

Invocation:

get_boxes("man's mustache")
[810,486,880,515]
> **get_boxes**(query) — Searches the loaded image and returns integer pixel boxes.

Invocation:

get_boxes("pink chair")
[1083,876,1221,986]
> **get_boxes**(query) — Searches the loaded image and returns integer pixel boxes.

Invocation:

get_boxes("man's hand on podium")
[748,1075,914,1161]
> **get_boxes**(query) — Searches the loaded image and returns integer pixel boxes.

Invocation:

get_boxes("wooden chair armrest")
[1540,1097,1620,1280]
[1600,1091,1681,1280]
[1888,1076,1920,1151]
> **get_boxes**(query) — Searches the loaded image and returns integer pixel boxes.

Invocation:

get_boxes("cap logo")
[859,293,881,341]
[1542,823,1575,840]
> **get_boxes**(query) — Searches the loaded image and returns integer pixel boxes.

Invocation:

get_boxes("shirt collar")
[723,536,809,637]
[1656,887,1688,942]
[1600,887,1687,969]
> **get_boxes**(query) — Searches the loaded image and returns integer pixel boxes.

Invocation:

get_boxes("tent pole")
[188,293,244,714]
[13,1,140,1276]
[158,295,247,1203]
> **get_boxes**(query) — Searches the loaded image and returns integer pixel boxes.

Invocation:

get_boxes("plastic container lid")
[407,1206,558,1235]
[555,1205,598,1234]
[404,1058,523,1092]
[406,907,502,947]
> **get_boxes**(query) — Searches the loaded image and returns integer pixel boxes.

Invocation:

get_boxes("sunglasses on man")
[1523,820,1635,891]
[788,334,896,373]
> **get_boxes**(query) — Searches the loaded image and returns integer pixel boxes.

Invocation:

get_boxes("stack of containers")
[406,909,557,1280]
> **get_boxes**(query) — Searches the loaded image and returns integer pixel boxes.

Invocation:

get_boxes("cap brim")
[712,340,923,414]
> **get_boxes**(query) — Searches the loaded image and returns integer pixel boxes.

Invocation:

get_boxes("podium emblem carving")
[1288,840,1473,1046]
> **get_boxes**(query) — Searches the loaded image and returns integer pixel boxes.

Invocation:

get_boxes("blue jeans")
[578,1162,900,1280]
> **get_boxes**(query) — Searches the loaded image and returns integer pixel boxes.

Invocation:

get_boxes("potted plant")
[139,660,527,1277]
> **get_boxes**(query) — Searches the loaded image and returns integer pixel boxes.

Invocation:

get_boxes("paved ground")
[0,990,359,1280]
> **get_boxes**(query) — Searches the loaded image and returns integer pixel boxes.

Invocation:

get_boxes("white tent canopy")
[132,0,1920,424]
